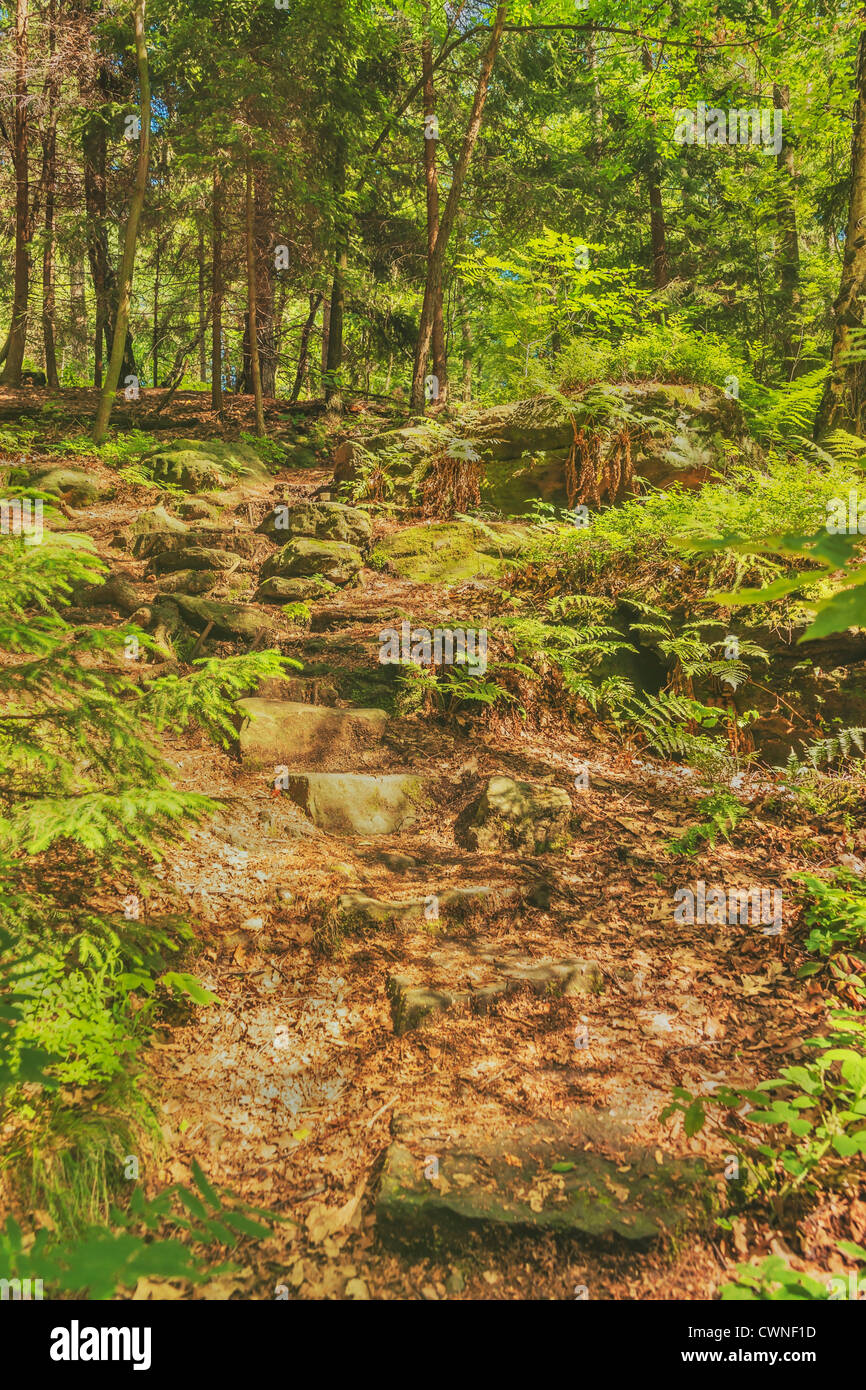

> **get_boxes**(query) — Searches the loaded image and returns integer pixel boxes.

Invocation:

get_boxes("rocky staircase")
[65,452,712,1286]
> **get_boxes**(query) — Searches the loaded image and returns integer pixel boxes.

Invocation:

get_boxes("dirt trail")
[62,457,829,1300]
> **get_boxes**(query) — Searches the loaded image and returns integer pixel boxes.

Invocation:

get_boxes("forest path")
[66,454,817,1300]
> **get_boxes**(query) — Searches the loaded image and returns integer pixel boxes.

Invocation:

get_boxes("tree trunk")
[70,252,87,367]
[457,279,473,401]
[1,0,31,385]
[320,296,331,378]
[410,4,507,411]
[211,168,224,412]
[587,23,604,163]
[773,81,802,377]
[92,0,151,443]
[816,24,866,440]
[324,135,348,410]
[81,92,109,387]
[641,44,669,291]
[291,291,323,402]
[255,169,276,396]
[152,199,160,388]
[245,156,266,435]
[421,12,447,403]
[198,221,207,381]
[41,0,60,387]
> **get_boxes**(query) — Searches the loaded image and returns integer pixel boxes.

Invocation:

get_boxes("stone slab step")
[387,957,603,1034]
[376,1114,705,1250]
[318,884,517,948]
[285,771,425,835]
[236,699,388,768]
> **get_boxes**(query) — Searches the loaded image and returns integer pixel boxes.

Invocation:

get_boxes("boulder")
[286,772,425,835]
[155,569,219,596]
[133,526,256,561]
[457,775,572,853]
[29,467,102,506]
[171,595,276,643]
[376,519,530,584]
[143,439,270,492]
[236,699,388,768]
[149,546,240,574]
[130,505,187,540]
[332,382,756,515]
[257,500,372,549]
[260,536,363,587]
[254,575,334,603]
[376,1116,705,1249]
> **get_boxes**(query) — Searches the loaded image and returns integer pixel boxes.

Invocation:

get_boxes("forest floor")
[9,388,865,1300]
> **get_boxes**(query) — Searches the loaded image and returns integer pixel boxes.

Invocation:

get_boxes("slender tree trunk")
[291,291,323,402]
[320,296,331,378]
[457,280,473,401]
[198,221,207,381]
[41,0,60,387]
[587,23,604,163]
[92,0,151,442]
[254,168,276,396]
[773,81,802,377]
[211,168,224,412]
[70,252,87,367]
[81,96,108,386]
[421,12,447,402]
[410,4,507,410]
[816,24,866,440]
[152,209,160,388]
[324,135,348,409]
[245,157,266,435]
[1,0,31,385]
[641,44,669,290]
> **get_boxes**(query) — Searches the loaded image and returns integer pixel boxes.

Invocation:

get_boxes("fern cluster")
[0,524,290,1268]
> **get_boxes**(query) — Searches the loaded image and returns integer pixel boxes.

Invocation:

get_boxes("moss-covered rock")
[170,594,276,643]
[29,467,103,506]
[376,1119,706,1249]
[254,575,333,603]
[155,569,219,596]
[149,546,241,574]
[286,772,426,835]
[332,382,755,515]
[236,699,388,768]
[143,439,270,492]
[257,499,372,549]
[376,519,531,583]
[456,775,572,853]
[260,536,363,586]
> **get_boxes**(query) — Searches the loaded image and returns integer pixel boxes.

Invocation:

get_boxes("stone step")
[133,526,258,561]
[256,499,372,550]
[165,595,275,642]
[149,546,246,574]
[309,604,403,633]
[457,775,573,853]
[376,1113,705,1251]
[236,699,388,768]
[260,537,363,587]
[318,884,518,948]
[387,957,603,1034]
[284,771,425,835]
